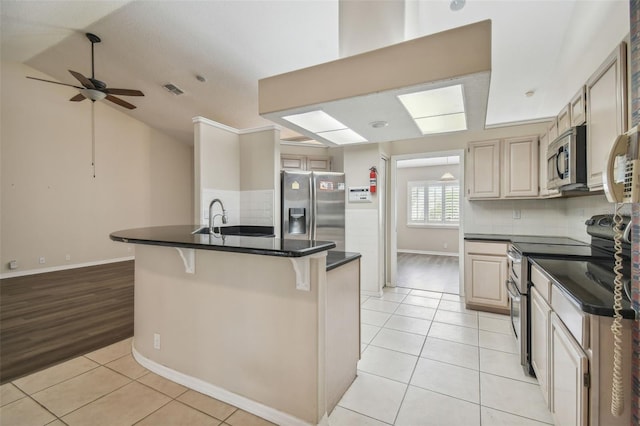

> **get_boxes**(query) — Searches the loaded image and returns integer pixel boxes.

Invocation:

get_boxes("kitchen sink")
[191,225,275,237]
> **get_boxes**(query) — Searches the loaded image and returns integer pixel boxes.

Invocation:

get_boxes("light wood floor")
[0,261,134,384]
[396,253,460,294]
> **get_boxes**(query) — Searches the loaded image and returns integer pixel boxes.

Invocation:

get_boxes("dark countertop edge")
[528,258,635,319]
[464,234,512,242]
[109,234,336,258]
[326,251,362,271]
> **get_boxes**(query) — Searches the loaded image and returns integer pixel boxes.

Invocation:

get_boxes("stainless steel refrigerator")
[281,171,345,250]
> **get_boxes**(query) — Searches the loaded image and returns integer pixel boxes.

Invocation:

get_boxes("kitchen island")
[110,226,361,426]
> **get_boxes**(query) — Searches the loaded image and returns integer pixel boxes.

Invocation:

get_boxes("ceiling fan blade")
[26,76,83,89]
[105,88,144,97]
[68,70,95,89]
[70,93,86,102]
[106,95,136,110]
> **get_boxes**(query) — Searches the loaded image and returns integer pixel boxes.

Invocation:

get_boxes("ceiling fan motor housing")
[90,79,107,90]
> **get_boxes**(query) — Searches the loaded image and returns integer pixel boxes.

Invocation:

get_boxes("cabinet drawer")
[465,241,508,256]
[531,265,551,303]
[551,285,589,348]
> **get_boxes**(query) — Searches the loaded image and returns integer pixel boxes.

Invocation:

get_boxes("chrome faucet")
[209,198,228,235]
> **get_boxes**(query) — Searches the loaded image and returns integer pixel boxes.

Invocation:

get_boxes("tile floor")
[332,287,554,426]
[0,338,275,426]
[0,287,554,426]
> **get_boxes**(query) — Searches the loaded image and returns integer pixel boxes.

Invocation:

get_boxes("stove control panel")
[585,214,631,243]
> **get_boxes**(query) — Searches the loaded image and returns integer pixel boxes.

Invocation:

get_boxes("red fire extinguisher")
[369,166,377,194]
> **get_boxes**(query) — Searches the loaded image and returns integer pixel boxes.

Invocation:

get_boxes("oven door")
[506,277,529,371]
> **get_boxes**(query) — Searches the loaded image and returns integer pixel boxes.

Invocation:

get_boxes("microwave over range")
[547,125,587,191]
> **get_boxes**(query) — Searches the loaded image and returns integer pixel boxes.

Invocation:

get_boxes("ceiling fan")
[26,32,144,110]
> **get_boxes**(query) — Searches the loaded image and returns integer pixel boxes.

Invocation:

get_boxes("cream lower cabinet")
[530,286,550,406]
[550,312,589,426]
[464,241,508,313]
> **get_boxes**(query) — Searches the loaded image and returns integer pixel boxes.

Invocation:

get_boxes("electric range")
[506,215,632,375]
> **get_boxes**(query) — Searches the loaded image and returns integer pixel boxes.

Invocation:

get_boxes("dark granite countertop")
[110,225,335,258]
[326,251,361,271]
[464,233,586,246]
[530,258,635,319]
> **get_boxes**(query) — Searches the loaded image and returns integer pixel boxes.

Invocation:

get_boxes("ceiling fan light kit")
[26,32,144,110]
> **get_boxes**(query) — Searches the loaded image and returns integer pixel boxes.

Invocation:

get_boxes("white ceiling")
[0,0,631,144]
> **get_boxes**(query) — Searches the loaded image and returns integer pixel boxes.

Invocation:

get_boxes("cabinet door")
[538,134,560,198]
[557,104,572,135]
[550,312,588,426]
[548,119,559,143]
[586,42,627,190]
[466,140,500,198]
[306,157,331,171]
[503,136,539,197]
[464,253,508,309]
[530,287,551,407]
[570,86,586,126]
[281,155,306,170]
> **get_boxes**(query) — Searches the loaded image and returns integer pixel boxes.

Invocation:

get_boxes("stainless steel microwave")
[547,125,587,191]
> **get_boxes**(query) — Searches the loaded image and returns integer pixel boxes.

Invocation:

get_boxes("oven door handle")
[506,279,521,300]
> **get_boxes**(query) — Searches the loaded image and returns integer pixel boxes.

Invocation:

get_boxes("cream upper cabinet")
[538,132,560,198]
[547,119,559,143]
[281,155,306,170]
[586,42,628,191]
[557,104,572,135]
[306,157,331,171]
[281,155,331,171]
[530,286,551,407]
[550,312,589,426]
[466,139,500,198]
[570,86,587,127]
[503,136,539,197]
[466,136,539,200]
[464,241,509,313]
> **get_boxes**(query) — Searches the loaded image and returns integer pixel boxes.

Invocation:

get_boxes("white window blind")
[408,181,459,225]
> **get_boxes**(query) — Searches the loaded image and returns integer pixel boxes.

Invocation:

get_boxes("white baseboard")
[397,249,459,257]
[0,256,135,279]
[132,345,313,426]
[360,289,383,297]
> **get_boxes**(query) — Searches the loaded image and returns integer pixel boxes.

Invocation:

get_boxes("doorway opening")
[390,150,464,295]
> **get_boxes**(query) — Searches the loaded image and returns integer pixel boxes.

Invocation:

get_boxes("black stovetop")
[511,236,587,245]
[513,242,613,260]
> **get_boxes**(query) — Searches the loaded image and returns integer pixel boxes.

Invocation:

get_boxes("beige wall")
[343,143,384,293]
[1,62,193,275]
[240,129,280,192]
[196,121,240,192]
[396,164,460,254]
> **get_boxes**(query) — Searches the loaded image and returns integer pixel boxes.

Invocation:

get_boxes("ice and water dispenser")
[288,207,306,234]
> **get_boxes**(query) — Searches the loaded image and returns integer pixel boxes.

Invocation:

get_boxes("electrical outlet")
[65,254,71,261]
[9,260,18,270]
[443,242,448,249]
[512,209,521,219]
[38,256,46,264]
[153,333,161,350]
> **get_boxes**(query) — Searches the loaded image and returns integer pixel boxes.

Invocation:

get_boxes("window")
[408,180,459,226]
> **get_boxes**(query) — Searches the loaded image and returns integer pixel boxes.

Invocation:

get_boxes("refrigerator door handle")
[310,173,316,241]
